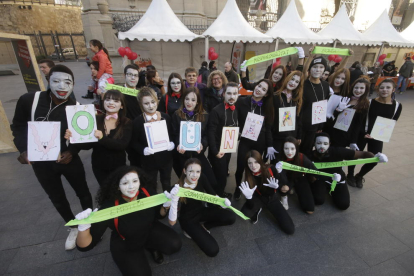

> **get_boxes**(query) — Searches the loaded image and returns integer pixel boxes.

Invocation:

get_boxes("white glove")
[219,197,232,209]
[240,60,247,72]
[375,152,388,163]
[266,147,278,161]
[168,184,180,222]
[329,87,334,96]
[295,47,305,59]
[239,181,257,200]
[263,177,279,189]
[167,142,175,151]
[75,208,98,232]
[163,190,172,208]
[143,147,155,156]
[337,97,351,112]
[332,173,341,182]
[275,161,283,173]
[349,143,359,151]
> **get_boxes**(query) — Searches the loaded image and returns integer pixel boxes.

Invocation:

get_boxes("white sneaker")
[65,228,78,250]
[281,196,289,210]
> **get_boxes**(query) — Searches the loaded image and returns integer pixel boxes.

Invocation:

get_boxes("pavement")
[1,62,414,276]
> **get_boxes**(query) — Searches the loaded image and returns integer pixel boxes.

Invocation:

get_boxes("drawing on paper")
[334,108,355,132]
[180,122,201,151]
[144,120,170,153]
[312,100,327,125]
[241,112,264,141]
[27,121,61,161]
[66,105,98,143]
[370,116,396,143]
[219,127,239,153]
[279,106,296,132]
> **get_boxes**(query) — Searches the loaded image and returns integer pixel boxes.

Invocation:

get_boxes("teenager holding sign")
[75,166,182,275]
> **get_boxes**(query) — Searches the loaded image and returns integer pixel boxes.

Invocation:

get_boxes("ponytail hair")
[90,39,112,63]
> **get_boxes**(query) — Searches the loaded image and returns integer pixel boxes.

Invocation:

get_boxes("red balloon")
[379,54,387,60]
[210,52,219,60]
[118,47,126,57]
[124,47,132,55]
[209,47,215,54]
[328,54,335,61]
[128,52,138,60]
[379,60,384,65]
[334,56,342,63]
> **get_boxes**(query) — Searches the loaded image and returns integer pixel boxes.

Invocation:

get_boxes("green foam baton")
[242,47,298,68]
[312,46,350,56]
[313,157,380,169]
[280,162,338,194]
[105,83,139,97]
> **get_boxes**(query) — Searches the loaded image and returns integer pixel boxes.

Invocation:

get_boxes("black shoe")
[222,192,232,200]
[355,174,365,188]
[149,249,164,264]
[251,208,262,224]
[234,188,241,201]
[347,174,356,187]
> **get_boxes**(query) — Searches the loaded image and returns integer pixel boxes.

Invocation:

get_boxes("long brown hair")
[103,90,129,139]
[244,150,273,190]
[269,65,287,91]
[167,72,185,96]
[347,78,370,114]
[177,158,202,203]
[137,87,159,113]
[177,87,205,122]
[254,79,274,125]
[275,71,304,115]
[328,68,350,97]
[89,39,112,63]
[279,136,302,179]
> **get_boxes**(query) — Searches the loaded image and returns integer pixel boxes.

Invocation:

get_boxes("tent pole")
[377,43,385,61]
[190,41,193,67]
[333,40,337,48]
[273,38,279,63]
[205,36,209,62]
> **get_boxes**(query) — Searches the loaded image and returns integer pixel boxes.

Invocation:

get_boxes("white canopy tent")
[400,21,414,43]
[318,5,365,46]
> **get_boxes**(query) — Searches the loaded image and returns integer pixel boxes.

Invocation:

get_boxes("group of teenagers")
[12,42,402,276]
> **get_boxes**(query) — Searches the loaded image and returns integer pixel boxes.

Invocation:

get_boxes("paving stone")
[353,259,411,276]
[0,248,18,274]
[385,218,414,250]
[394,249,414,273]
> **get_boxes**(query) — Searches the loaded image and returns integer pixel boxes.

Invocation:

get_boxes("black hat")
[309,56,327,71]
[324,65,331,72]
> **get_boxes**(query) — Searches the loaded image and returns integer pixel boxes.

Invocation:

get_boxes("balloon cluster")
[208,47,219,60]
[118,47,138,60]
[378,54,387,65]
[328,55,342,63]
[272,57,282,69]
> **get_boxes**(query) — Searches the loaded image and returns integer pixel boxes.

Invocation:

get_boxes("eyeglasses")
[126,73,138,78]
[212,77,222,82]
[171,81,181,85]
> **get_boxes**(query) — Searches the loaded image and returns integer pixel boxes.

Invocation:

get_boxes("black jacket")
[225,69,239,83]
[301,79,330,132]
[198,67,210,84]
[203,87,224,113]
[158,93,182,118]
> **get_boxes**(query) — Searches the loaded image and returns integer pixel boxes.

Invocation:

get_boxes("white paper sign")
[327,94,342,119]
[219,127,239,153]
[312,100,327,125]
[66,105,98,144]
[179,122,202,151]
[279,107,296,132]
[334,108,356,132]
[370,116,396,143]
[241,112,264,141]
[27,121,61,161]
[144,120,170,152]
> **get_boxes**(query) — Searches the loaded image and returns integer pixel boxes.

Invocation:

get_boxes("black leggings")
[300,130,317,157]
[235,137,266,190]
[280,177,315,213]
[209,152,232,196]
[92,165,124,187]
[348,137,383,177]
[311,179,350,210]
[145,160,173,191]
[241,193,295,235]
[110,220,182,276]
[32,156,93,222]
[179,207,236,257]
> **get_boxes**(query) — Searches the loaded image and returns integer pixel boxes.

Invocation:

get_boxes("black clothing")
[350,68,364,86]
[184,81,207,103]
[148,84,162,100]
[137,71,146,88]
[310,147,355,180]
[203,87,224,113]
[399,61,414,78]
[158,93,182,118]
[124,94,142,121]
[225,69,239,83]
[383,63,395,76]
[199,66,210,84]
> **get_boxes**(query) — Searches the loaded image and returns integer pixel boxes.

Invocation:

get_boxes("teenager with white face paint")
[278,137,316,213]
[75,166,182,275]
[168,158,235,257]
[347,79,402,188]
[65,90,132,187]
[239,150,295,233]
[12,65,93,250]
[158,73,185,118]
[171,87,219,191]
[131,87,174,191]
[208,82,239,198]
[309,133,386,209]
[272,71,304,160]
[233,79,276,200]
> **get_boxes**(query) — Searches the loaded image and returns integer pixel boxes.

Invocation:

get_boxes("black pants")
[145,160,173,191]
[311,179,350,210]
[92,164,124,187]
[348,137,383,177]
[179,207,236,257]
[209,152,232,196]
[111,220,182,276]
[126,147,141,168]
[171,149,182,178]
[300,129,317,158]
[241,193,295,235]
[280,177,315,213]
[32,155,93,222]
[235,137,266,190]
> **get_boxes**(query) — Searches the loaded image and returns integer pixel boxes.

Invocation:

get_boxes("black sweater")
[203,87,223,113]
[131,112,173,169]
[366,99,402,135]
[272,93,302,141]
[12,90,79,155]
[124,94,142,121]
[301,79,330,131]
[207,103,238,156]
[236,96,273,147]
[158,93,182,118]
[283,153,317,185]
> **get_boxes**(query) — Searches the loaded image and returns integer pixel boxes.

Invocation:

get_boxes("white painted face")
[315,136,330,154]
[310,64,325,79]
[49,72,74,100]
[321,71,330,81]
[287,75,301,91]
[247,157,261,173]
[125,68,139,88]
[378,82,395,99]
[253,81,269,99]
[334,73,346,87]
[284,142,296,159]
[184,92,197,111]
[119,172,140,198]
[353,82,366,98]
[170,77,181,93]
[224,87,239,105]
[184,164,201,185]
[272,68,283,83]
[141,95,157,115]
[104,96,122,114]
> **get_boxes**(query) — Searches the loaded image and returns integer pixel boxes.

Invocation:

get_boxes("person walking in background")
[224,62,239,83]
[396,57,414,94]
[368,61,382,96]
[383,60,395,76]
[361,61,368,75]
[198,61,210,85]
[38,59,55,83]
[349,63,364,87]
[209,60,217,72]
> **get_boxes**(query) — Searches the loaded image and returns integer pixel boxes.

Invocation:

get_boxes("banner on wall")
[134,50,152,68]
[231,43,244,73]
[245,51,257,80]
